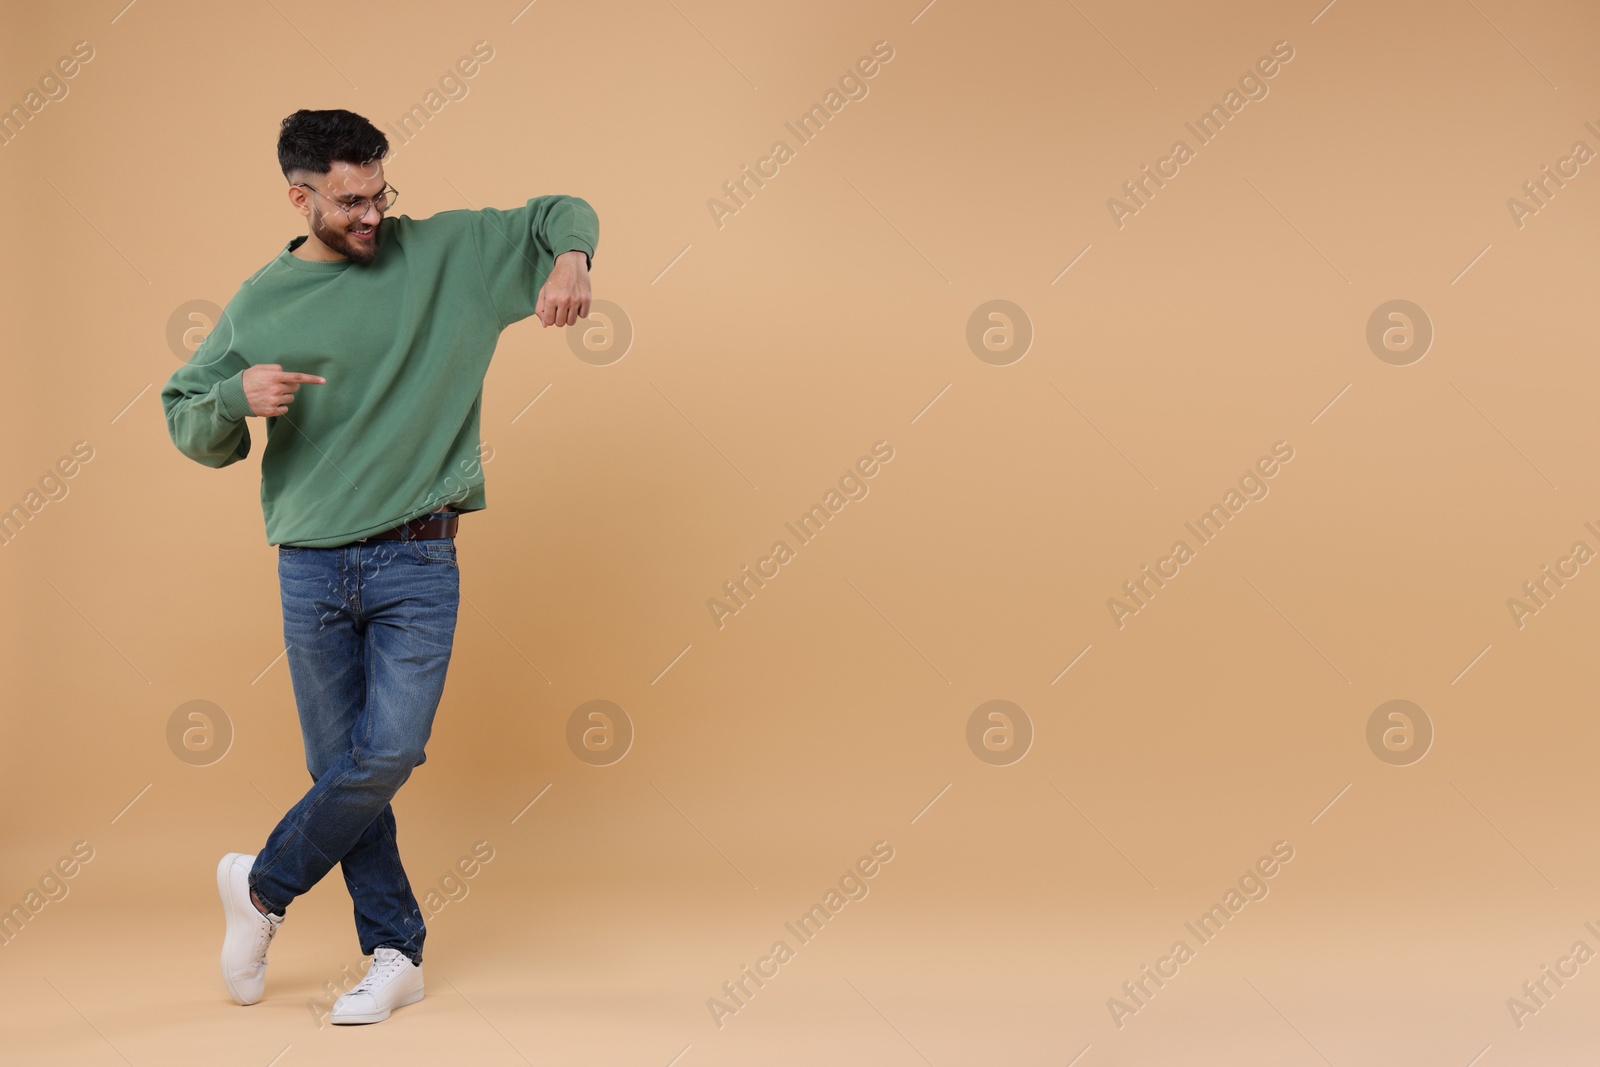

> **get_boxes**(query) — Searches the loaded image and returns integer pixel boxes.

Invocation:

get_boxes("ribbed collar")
[276,234,355,273]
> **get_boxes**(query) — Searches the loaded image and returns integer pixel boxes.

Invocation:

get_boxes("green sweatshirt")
[161,195,598,547]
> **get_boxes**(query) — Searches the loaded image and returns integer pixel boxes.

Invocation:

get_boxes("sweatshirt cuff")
[217,370,252,421]
[558,238,593,270]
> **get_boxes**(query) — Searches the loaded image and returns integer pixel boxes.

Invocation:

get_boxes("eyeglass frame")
[293,181,399,220]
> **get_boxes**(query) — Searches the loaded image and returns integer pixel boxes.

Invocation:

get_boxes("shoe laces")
[252,913,281,963]
[353,948,409,994]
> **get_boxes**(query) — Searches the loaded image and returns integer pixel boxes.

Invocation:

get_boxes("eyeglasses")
[295,182,399,219]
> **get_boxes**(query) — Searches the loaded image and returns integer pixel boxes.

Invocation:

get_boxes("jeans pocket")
[410,539,457,565]
[279,545,306,557]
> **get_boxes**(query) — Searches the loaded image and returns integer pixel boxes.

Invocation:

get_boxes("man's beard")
[311,209,378,265]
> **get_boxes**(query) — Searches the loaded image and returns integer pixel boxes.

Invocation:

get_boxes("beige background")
[3,0,1600,1063]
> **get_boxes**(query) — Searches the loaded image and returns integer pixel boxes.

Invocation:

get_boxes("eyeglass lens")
[341,189,396,216]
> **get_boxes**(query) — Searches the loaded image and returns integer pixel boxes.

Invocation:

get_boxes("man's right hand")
[243,364,326,417]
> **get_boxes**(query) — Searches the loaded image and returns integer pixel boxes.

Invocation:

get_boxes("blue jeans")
[249,534,460,967]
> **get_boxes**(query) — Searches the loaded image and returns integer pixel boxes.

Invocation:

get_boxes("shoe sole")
[330,986,424,1025]
[216,853,262,1006]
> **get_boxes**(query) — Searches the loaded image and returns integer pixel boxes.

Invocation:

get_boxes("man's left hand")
[534,250,592,327]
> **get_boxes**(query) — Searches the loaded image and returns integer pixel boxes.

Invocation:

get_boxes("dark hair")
[277,109,388,181]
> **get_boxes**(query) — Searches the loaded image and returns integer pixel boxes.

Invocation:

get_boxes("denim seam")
[380,812,425,962]
[361,624,376,753]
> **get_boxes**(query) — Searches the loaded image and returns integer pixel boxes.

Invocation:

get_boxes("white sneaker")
[329,947,424,1024]
[216,852,283,1005]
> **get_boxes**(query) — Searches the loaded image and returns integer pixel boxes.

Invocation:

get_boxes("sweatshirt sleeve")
[468,195,599,329]
[161,325,253,468]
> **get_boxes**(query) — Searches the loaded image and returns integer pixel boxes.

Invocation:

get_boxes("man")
[161,108,598,1024]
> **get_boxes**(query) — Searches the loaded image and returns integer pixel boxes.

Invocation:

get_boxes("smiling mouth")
[350,226,374,240]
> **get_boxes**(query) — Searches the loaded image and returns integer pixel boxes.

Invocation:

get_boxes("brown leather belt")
[357,510,460,542]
